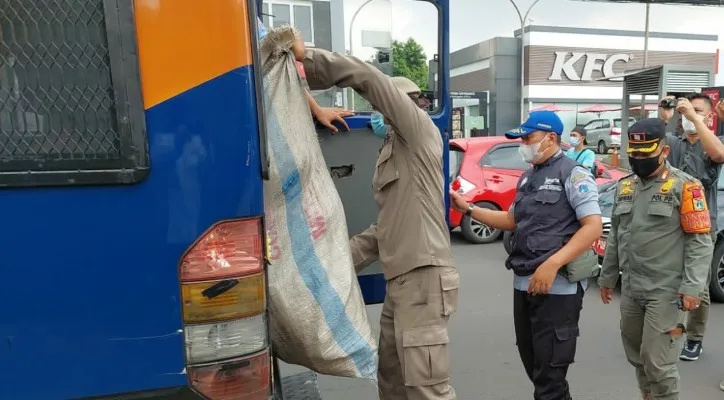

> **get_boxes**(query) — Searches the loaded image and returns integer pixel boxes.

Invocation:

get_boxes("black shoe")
[680,340,703,361]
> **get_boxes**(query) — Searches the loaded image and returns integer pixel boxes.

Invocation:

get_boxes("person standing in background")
[599,118,712,400]
[565,126,596,171]
[657,94,724,363]
[450,111,602,400]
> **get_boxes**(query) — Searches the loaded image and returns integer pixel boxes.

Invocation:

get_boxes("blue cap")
[505,111,564,139]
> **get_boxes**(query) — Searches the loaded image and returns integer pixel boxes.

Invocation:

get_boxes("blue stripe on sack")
[263,74,377,379]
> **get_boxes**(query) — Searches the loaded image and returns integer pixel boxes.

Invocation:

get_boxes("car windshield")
[599,182,617,218]
[450,147,464,180]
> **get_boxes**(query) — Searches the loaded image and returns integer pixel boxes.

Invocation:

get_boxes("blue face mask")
[570,137,580,147]
[370,112,389,138]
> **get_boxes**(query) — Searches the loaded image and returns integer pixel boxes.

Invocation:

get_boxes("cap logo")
[630,132,644,141]
[509,128,525,134]
[537,123,552,129]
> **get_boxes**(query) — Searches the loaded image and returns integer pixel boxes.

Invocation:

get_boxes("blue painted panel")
[0,66,264,400]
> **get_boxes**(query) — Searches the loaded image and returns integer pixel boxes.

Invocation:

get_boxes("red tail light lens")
[189,351,271,400]
[180,219,263,283]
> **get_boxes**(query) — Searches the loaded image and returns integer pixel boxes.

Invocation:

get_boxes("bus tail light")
[185,314,267,364]
[180,219,263,282]
[179,217,271,399]
[189,351,271,400]
[181,274,266,323]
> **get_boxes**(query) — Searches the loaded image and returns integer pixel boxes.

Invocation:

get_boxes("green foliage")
[391,38,428,91]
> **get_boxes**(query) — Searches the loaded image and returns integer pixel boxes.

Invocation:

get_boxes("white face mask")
[519,138,547,163]
[682,114,702,134]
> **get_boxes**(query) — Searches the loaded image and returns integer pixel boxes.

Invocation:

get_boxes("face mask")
[518,136,549,163]
[569,137,580,147]
[681,114,704,135]
[370,112,389,139]
[630,154,662,178]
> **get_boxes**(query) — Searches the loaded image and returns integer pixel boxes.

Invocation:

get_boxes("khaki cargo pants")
[377,265,459,400]
[620,295,686,400]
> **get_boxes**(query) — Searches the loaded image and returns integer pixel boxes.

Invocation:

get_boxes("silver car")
[582,117,636,154]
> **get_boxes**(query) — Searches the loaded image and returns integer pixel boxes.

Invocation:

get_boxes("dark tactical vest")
[506,152,581,276]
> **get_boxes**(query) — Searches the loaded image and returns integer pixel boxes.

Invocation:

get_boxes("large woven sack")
[259,26,378,380]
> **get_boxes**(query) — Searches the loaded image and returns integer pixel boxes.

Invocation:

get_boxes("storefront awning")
[531,104,574,112]
[629,104,658,112]
[578,104,621,113]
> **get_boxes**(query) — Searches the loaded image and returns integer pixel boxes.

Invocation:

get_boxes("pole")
[508,0,541,123]
[639,2,650,119]
[348,0,376,111]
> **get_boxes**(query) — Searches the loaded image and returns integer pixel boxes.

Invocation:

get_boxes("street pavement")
[281,233,724,400]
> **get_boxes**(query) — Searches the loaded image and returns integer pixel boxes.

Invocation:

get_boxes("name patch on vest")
[538,184,562,191]
[617,194,634,202]
[651,193,674,204]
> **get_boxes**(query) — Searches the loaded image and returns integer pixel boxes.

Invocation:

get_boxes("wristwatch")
[465,204,475,217]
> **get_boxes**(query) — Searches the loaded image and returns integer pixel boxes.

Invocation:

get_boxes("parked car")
[449,137,628,244]
[503,178,724,303]
[582,117,636,154]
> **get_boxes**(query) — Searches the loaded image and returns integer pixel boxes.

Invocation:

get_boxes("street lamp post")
[639,1,651,119]
[348,0,376,110]
[508,0,541,123]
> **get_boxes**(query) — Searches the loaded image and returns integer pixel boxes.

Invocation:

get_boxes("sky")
[342,0,724,84]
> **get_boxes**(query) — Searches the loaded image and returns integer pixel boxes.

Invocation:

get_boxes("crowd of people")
[271,19,724,400]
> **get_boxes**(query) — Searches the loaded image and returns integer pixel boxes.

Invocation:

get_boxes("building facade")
[446,25,718,137]
[262,0,345,107]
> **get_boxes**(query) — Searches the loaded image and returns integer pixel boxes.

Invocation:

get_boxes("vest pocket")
[648,203,674,217]
[527,233,564,253]
[534,189,562,204]
[613,202,633,215]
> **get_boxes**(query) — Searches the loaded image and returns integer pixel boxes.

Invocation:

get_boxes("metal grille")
[625,68,661,95]
[0,0,121,165]
[666,71,712,93]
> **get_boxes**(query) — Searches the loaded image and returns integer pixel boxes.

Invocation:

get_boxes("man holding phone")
[657,94,724,363]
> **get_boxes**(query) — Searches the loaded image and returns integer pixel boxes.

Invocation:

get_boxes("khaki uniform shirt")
[599,164,713,298]
[302,48,454,280]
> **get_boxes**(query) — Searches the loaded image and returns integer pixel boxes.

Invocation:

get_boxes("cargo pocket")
[440,271,460,316]
[402,326,451,386]
[550,326,579,367]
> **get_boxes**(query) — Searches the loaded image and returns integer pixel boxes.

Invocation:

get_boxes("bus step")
[280,371,323,400]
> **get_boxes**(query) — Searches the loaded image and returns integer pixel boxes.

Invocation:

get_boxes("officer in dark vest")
[450,111,603,400]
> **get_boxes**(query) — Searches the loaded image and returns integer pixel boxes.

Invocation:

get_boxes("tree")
[391,38,429,91]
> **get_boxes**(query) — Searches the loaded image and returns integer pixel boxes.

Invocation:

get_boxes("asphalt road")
[280,233,724,400]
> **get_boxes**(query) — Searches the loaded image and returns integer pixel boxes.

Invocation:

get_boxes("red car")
[449,136,628,244]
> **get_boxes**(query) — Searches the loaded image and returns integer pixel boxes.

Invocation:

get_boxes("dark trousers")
[513,285,584,400]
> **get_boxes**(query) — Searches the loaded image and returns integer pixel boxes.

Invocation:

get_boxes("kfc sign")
[548,52,633,81]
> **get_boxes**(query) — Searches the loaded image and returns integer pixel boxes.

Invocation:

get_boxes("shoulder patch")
[571,171,589,186]
[680,180,711,234]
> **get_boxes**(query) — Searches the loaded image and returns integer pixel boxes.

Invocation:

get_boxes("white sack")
[260,26,378,380]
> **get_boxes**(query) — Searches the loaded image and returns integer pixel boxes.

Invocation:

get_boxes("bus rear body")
[0,0,449,399]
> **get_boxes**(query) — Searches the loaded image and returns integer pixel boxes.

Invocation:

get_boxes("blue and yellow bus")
[0,0,450,398]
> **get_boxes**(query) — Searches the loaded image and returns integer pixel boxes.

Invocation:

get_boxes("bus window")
[347,0,440,114]
[0,0,148,188]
